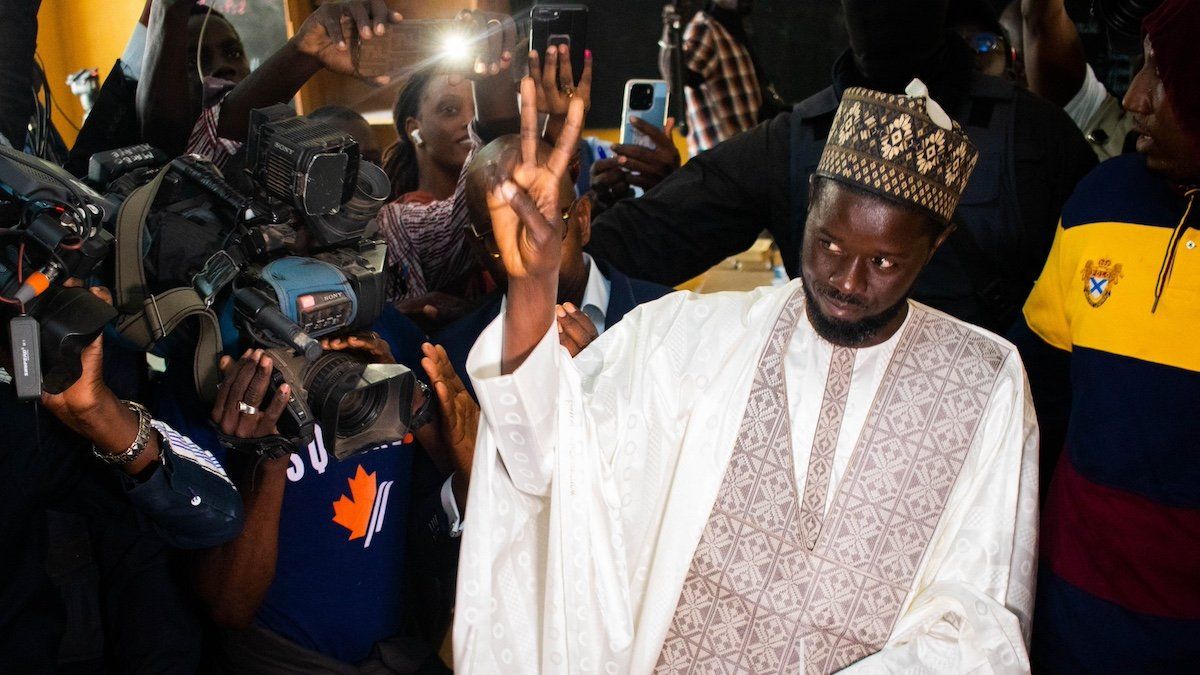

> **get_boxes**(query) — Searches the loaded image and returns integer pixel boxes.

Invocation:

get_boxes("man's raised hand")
[487,76,586,281]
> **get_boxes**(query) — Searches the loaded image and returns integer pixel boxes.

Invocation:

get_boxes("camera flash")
[439,32,472,64]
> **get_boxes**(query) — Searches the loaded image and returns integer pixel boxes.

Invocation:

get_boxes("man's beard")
[800,275,910,347]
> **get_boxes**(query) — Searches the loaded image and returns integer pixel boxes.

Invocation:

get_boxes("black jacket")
[589,49,1097,331]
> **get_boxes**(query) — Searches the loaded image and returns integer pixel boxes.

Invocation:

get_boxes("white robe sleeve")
[840,350,1040,674]
[467,317,563,496]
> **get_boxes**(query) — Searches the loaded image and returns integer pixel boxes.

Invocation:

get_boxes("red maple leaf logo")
[332,465,378,540]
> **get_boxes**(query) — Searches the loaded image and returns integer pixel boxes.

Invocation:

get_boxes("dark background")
[510,0,1135,129]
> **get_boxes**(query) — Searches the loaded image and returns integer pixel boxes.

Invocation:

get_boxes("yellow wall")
[37,0,145,147]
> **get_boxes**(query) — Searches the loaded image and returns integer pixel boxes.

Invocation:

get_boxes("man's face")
[1123,36,1200,182]
[187,14,251,84]
[800,180,947,347]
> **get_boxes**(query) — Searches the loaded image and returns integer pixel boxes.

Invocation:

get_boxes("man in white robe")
[454,77,1039,674]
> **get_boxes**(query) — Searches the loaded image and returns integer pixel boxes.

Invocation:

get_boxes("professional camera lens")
[335,378,389,436]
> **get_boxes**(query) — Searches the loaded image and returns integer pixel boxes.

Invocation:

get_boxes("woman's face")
[410,76,476,174]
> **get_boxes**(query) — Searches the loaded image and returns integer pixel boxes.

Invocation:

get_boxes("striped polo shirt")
[1015,153,1200,671]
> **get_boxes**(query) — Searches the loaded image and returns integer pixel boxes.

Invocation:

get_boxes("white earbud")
[411,129,424,147]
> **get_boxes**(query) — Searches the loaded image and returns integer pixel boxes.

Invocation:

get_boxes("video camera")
[0,145,117,398]
[93,105,413,461]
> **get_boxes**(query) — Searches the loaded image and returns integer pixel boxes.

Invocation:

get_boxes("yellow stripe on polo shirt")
[1025,221,1200,373]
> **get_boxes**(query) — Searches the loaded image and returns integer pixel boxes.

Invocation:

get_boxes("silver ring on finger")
[238,401,259,416]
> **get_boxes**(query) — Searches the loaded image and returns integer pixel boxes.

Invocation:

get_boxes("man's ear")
[576,196,594,247]
[404,117,420,141]
[928,221,956,263]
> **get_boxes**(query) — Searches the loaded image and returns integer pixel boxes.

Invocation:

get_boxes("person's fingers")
[498,180,556,242]
[433,380,455,417]
[320,13,346,49]
[219,352,258,432]
[577,49,593,106]
[562,303,599,339]
[87,286,114,305]
[211,353,242,422]
[369,0,392,34]
[557,45,575,90]
[259,383,291,433]
[500,14,516,64]
[611,143,662,163]
[663,117,677,138]
[617,155,668,176]
[347,1,372,40]
[483,17,502,71]
[528,49,543,87]
[558,305,598,350]
[241,354,274,410]
[627,116,673,147]
[519,77,539,170]
[547,96,586,178]
[540,45,559,102]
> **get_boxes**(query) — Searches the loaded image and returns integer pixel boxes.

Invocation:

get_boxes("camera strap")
[213,427,298,460]
[113,164,223,401]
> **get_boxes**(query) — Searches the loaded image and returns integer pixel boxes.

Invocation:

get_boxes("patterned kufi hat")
[816,79,979,224]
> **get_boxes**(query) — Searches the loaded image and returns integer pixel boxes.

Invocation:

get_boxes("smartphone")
[620,80,671,149]
[530,4,588,85]
[353,20,479,80]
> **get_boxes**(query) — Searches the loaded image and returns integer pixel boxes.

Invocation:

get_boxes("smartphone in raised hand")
[620,79,670,149]
[530,4,588,86]
[353,20,478,80]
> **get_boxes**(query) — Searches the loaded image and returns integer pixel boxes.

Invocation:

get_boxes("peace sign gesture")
[486,76,586,282]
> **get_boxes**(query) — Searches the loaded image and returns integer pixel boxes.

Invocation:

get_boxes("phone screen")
[353,20,476,80]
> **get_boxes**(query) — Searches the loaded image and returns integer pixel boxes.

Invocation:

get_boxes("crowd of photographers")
[1,0,1198,672]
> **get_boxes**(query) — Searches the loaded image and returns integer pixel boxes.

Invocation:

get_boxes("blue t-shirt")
[155,307,430,663]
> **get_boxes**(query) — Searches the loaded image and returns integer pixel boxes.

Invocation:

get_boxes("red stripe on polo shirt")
[1042,453,1200,619]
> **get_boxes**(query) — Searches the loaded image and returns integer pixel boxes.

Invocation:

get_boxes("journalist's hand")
[530,44,593,118]
[212,349,290,439]
[590,156,633,207]
[456,10,518,78]
[293,0,403,84]
[611,117,680,190]
[420,343,477,475]
[320,332,395,364]
[40,287,122,437]
[395,292,473,328]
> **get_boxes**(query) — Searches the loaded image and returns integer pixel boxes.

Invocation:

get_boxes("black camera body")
[0,145,118,397]
[95,106,407,459]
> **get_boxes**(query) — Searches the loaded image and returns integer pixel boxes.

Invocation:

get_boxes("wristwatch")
[93,400,154,465]
[409,379,435,433]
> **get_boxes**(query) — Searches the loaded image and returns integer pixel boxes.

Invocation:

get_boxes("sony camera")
[93,105,413,460]
[0,145,117,398]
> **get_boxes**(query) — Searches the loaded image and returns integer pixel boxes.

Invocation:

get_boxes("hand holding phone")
[530,4,588,87]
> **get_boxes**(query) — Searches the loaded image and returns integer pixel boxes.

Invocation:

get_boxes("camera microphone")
[234,287,322,361]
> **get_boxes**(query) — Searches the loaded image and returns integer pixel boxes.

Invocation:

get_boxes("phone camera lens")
[631,84,655,111]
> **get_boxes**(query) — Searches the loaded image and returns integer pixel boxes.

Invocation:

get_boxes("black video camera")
[93,105,411,460]
[0,145,117,398]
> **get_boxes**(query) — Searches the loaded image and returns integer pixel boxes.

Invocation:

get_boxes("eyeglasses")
[468,194,591,260]
[968,31,1016,66]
